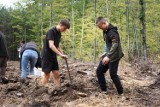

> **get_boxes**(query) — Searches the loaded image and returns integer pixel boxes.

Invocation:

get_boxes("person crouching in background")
[17,41,25,71]
[20,41,41,80]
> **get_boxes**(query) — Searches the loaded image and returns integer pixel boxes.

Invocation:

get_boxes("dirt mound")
[149,78,160,88]
[0,61,100,106]
[0,60,160,107]
[132,58,160,76]
[28,101,50,107]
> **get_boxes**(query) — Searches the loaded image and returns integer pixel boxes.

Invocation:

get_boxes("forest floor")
[0,59,160,107]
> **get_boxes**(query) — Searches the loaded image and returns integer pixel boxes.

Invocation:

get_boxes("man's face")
[20,43,23,47]
[59,24,68,32]
[97,22,107,31]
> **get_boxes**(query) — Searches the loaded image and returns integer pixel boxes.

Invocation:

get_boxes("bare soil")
[0,60,160,107]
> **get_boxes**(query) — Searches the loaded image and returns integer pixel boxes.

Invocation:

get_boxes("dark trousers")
[96,60,123,94]
[0,57,7,78]
[19,58,22,71]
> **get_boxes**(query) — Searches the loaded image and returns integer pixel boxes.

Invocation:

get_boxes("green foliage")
[0,0,159,61]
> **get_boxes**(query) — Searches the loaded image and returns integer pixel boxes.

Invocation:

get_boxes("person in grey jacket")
[20,41,39,78]
[0,31,9,83]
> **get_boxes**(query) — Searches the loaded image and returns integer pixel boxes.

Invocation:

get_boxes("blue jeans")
[21,50,38,78]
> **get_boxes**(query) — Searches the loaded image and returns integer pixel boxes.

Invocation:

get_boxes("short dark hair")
[96,17,106,24]
[60,19,70,29]
[21,41,25,44]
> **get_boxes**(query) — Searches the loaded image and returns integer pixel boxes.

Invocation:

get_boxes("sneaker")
[118,93,126,100]
[101,91,108,95]
[118,90,123,95]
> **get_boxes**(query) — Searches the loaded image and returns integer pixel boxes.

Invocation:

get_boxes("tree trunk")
[80,0,85,59]
[156,32,159,59]
[139,0,147,60]
[132,16,139,57]
[24,27,26,42]
[120,13,122,31]
[106,0,109,15]
[41,0,44,48]
[94,0,97,63]
[72,0,75,58]
[136,24,140,58]
[126,0,130,60]
[22,8,26,42]
[50,1,53,27]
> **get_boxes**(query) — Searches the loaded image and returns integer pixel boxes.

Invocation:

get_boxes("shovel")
[64,58,72,83]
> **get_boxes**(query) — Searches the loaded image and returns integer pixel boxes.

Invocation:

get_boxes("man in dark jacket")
[96,17,124,95]
[0,31,9,83]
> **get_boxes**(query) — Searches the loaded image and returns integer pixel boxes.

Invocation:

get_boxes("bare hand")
[61,54,68,59]
[99,54,103,61]
[99,53,106,61]
[102,56,109,65]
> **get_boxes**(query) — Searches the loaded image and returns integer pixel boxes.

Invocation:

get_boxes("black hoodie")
[0,31,9,58]
[104,24,124,62]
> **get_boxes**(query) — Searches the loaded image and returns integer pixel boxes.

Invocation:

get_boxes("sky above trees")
[0,0,18,7]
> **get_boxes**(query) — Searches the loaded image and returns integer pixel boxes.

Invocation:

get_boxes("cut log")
[77,71,88,75]
[76,92,87,97]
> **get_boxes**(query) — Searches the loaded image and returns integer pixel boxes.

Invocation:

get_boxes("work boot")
[101,91,108,95]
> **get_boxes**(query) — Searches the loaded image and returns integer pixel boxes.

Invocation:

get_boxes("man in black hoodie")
[0,31,9,83]
[96,17,124,95]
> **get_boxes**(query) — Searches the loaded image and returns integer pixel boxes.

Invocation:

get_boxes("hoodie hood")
[105,23,118,34]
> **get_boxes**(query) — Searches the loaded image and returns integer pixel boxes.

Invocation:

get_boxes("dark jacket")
[0,31,9,58]
[104,24,124,62]
[20,41,41,68]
